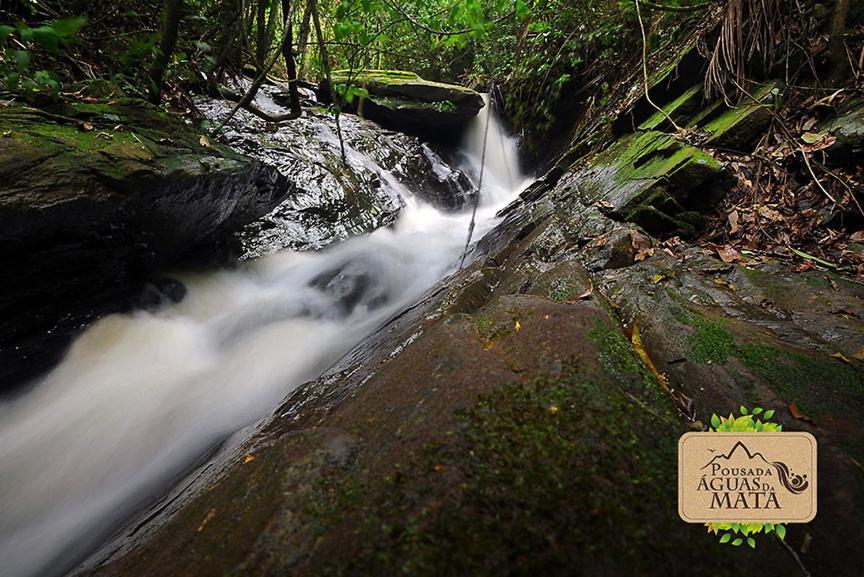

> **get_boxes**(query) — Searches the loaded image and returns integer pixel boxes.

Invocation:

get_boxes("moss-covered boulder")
[638,81,782,152]
[571,130,725,236]
[824,98,864,163]
[0,100,291,390]
[320,70,484,139]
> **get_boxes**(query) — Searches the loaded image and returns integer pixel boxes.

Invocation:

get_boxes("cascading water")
[0,95,529,577]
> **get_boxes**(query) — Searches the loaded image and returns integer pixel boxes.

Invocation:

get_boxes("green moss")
[317,362,730,576]
[548,277,574,303]
[588,319,662,394]
[330,69,479,100]
[639,84,701,131]
[679,308,864,418]
[688,315,737,364]
[738,343,864,413]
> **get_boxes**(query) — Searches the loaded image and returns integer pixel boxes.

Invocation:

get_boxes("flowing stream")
[0,96,528,577]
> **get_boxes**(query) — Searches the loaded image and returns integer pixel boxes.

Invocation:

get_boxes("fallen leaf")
[801,131,827,144]
[651,273,666,284]
[514,319,521,332]
[630,229,652,251]
[631,320,671,394]
[577,278,593,299]
[243,454,255,463]
[197,508,216,532]
[199,135,212,147]
[81,122,94,131]
[792,260,814,273]
[832,351,852,365]
[548,405,559,415]
[587,232,610,248]
[96,131,113,140]
[850,230,864,242]
[728,210,740,234]
[714,277,736,291]
[789,402,815,425]
[757,205,783,222]
[1,129,11,137]
[717,245,741,263]
[634,247,654,262]
[433,463,444,472]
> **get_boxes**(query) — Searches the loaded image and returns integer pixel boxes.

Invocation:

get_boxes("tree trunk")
[828,0,850,86]
[255,0,268,71]
[311,0,345,162]
[214,0,243,76]
[296,0,314,78]
[281,0,302,117]
[148,0,184,104]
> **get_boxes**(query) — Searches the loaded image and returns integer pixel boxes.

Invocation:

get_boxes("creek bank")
[0,98,291,391]
[319,70,484,140]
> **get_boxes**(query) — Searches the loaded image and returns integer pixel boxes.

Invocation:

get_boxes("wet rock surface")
[0,100,290,391]
[195,83,475,259]
[80,126,864,576]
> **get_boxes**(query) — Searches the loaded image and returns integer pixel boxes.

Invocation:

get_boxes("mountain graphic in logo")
[701,440,809,494]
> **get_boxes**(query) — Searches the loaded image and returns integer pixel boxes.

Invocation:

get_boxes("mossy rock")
[698,81,783,151]
[321,69,484,139]
[824,97,864,163]
[573,130,724,236]
[0,100,290,390]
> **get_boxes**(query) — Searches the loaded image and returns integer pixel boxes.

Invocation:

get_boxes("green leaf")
[0,25,14,43]
[763,409,775,420]
[776,524,786,540]
[31,26,59,53]
[789,247,842,270]
[51,16,87,39]
[740,406,748,415]
[710,414,721,429]
[719,533,731,544]
[13,50,30,72]
[732,538,743,546]
[747,537,756,548]
[752,407,763,415]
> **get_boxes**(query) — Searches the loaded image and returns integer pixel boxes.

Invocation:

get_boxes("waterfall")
[0,97,529,577]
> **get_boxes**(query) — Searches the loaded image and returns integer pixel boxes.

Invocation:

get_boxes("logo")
[679,432,817,523]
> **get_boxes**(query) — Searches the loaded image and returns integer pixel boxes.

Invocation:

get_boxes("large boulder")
[0,99,292,390]
[320,70,484,139]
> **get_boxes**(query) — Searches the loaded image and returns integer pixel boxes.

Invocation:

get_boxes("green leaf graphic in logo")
[704,406,787,548]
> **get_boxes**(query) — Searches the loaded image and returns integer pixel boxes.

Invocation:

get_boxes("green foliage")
[334,82,369,104]
[0,16,85,96]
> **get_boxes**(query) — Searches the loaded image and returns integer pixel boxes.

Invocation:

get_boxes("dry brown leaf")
[728,210,740,234]
[197,508,216,532]
[757,205,783,222]
[717,245,740,263]
[577,277,593,299]
[588,232,610,248]
[81,122,94,131]
[199,135,212,148]
[850,230,864,242]
[630,320,671,393]
[789,402,815,425]
[832,351,852,365]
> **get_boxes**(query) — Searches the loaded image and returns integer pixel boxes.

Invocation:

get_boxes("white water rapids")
[0,96,529,577]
